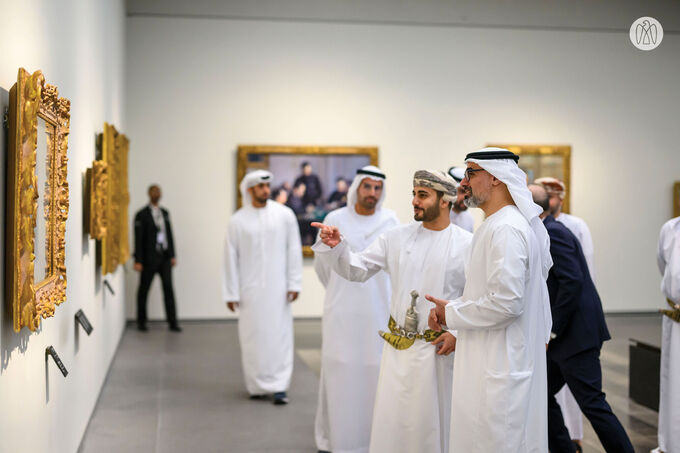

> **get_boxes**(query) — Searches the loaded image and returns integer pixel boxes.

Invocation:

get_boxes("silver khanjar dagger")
[404,290,419,333]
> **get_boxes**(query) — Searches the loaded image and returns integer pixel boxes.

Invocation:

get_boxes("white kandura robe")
[654,216,680,453]
[449,209,474,233]
[554,212,596,441]
[444,205,550,453]
[313,223,472,453]
[314,206,399,453]
[222,200,302,394]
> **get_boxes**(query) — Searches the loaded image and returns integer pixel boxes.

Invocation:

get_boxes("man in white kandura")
[428,147,553,453]
[314,166,399,453]
[536,177,595,282]
[535,176,596,450]
[653,204,680,453]
[223,170,303,405]
[447,166,475,233]
[312,170,472,453]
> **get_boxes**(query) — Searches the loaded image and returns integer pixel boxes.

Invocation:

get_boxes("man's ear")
[491,176,502,186]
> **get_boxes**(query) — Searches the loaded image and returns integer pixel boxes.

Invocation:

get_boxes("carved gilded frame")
[100,123,130,275]
[237,145,379,256]
[85,160,109,240]
[487,144,572,213]
[6,68,70,332]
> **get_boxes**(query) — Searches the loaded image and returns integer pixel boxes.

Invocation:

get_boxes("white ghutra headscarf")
[464,147,551,276]
[240,170,273,207]
[347,165,387,210]
[465,147,553,341]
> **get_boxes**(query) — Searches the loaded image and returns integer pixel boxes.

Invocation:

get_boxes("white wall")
[0,1,126,452]
[125,13,680,320]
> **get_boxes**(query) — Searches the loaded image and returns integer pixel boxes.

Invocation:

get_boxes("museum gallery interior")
[0,1,679,452]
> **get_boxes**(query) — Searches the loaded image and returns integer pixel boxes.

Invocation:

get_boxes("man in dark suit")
[294,161,323,207]
[134,184,181,332]
[530,184,633,453]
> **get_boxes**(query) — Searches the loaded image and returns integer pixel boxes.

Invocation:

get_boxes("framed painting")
[674,181,679,218]
[99,123,130,275]
[6,68,70,332]
[237,145,378,256]
[487,144,572,213]
[85,160,109,241]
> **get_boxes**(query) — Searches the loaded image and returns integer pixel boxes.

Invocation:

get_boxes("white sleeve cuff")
[311,237,345,253]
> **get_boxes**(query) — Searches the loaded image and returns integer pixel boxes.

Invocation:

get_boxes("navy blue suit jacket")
[544,215,610,361]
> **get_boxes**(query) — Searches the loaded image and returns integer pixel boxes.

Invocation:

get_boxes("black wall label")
[46,346,68,377]
[75,309,94,335]
[103,280,115,296]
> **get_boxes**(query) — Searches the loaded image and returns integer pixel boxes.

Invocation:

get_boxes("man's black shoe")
[249,394,268,401]
[137,325,148,332]
[169,325,183,332]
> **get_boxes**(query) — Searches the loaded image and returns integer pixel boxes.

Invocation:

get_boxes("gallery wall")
[0,1,126,452]
[125,8,680,320]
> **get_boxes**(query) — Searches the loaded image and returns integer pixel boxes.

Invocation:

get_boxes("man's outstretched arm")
[311,222,388,283]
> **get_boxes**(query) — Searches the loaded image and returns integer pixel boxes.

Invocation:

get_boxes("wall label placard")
[46,346,68,377]
[75,309,93,335]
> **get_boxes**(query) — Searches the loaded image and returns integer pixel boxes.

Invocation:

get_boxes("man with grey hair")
[428,148,552,452]
[312,169,472,453]
[535,177,595,282]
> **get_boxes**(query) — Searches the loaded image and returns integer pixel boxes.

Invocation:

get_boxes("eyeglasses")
[464,168,486,181]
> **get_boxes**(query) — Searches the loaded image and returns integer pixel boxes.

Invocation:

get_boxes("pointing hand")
[425,294,448,331]
[311,222,341,248]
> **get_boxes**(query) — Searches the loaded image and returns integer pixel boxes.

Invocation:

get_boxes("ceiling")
[127,0,680,33]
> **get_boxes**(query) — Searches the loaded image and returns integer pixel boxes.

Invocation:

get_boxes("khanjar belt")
[378,315,444,350]
[660,298,680,323]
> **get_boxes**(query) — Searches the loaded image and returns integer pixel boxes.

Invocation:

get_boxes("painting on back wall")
[237,145,378,256]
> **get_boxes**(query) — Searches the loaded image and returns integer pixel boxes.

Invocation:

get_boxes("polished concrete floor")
[79,314,662,453]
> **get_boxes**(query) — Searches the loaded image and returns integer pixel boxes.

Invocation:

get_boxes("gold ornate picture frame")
[237,145,378,257]
[85,160,109,240]
[673,181,679,218]
[488,144,572,213]
[6,68,70,332]
[100,123,130,275]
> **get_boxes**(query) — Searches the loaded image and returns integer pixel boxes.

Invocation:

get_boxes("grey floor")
[79,315,662,453]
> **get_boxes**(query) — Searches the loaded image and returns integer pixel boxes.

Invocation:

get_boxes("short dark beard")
[414,203,440,222]
[422,203,441,222]
[253,195,268,205]
[358,196,377,211]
